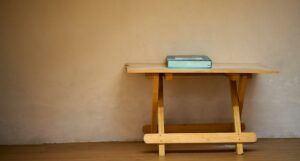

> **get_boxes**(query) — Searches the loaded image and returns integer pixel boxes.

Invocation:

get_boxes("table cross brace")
[146,73,255,156]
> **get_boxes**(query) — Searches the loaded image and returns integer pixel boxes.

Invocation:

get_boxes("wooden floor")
[0,139,299,161]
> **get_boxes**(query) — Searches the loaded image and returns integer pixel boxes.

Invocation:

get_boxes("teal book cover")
[166,55,212,68]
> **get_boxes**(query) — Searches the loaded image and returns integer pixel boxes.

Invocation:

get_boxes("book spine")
[167,60,212,68]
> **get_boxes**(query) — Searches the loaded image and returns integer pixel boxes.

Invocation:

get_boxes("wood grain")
[144,133,257,144]
[151,74,159,133]
[230,80,244,154]
[238,74,249,115]
[0,139,299,161]
[126,63,278,74]
[157,74,165,156]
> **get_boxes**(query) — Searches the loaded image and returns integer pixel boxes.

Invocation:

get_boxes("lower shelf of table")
[144,132,257,144]
[143,123,256,145]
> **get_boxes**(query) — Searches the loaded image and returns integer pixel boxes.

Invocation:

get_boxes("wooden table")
[125,63,278,156]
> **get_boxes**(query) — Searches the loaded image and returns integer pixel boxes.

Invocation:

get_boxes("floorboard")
[0,139,299,161]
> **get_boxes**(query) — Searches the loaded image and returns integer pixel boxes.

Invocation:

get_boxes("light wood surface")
[126,63,278,74]
[151,74,159,133]
[144,133,257,144]
[230,79,244,154]
[157,74,165,156]
[238,74,249,116]
[143,123,246,134]
[0,139,299,161]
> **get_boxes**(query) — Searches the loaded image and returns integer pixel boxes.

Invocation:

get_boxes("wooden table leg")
[230,76,244,155]
[149,74,165,156]
[158,74,165,156]
[238,74,249,116]
[151,74,159,133]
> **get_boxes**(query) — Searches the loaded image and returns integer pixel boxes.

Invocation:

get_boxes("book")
[166,55,212,68]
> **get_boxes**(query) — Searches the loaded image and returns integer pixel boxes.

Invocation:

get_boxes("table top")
[126,63,278,74]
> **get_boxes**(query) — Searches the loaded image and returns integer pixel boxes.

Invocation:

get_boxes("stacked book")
[166,55,212,68]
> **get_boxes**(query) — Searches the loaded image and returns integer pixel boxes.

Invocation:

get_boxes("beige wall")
[0,0,299,144]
